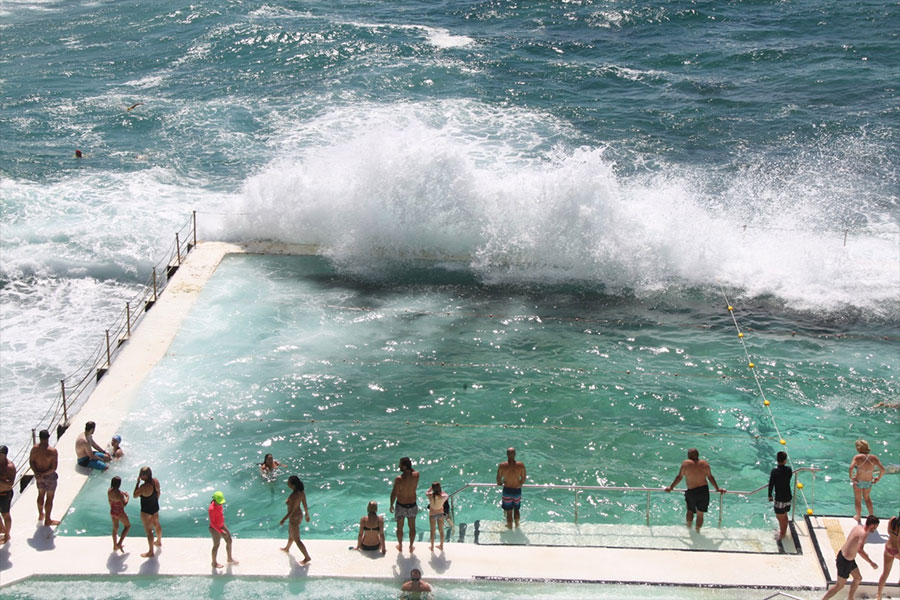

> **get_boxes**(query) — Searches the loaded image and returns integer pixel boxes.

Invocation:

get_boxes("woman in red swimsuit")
[107,475,130,552]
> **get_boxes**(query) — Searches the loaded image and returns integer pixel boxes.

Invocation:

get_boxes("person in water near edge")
[260,453,280,475]
[665,448,725,532]
[849,439,885,523]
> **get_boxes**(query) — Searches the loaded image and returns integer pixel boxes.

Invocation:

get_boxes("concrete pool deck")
[1,241,897,597]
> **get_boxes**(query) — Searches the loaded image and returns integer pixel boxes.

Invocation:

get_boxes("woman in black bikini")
[355,500,386,554]
[134,466,162,558]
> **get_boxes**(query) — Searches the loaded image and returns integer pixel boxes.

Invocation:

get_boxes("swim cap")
[112,434,122,443]
[213,491,225,504]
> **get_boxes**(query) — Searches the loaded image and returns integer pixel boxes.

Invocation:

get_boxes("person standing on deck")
[665,447,724,532]
[0,446,15,544]
[279,475,311,563]
[877,511,900,600]
[30,429,60,526]
[768,450,793,540]
[208,490,238,568]
[390,457,420,553]
[822,515,879,600]
[134,466,162,558]
[849,439,885,523]
[496,447,526,529]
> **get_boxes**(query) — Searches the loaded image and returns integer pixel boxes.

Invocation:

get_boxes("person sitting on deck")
[355,500,386,554]
[75,421,110,471]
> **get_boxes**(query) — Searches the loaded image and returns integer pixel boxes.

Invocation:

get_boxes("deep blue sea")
[1,0,898,475]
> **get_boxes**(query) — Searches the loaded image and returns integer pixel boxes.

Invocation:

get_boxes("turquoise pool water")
[0,575,817,600]
[60,254,899,540]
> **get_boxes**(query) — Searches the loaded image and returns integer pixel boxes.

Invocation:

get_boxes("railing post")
[152,267,158,301]
[105,329,111,366]
[60,379,68,423]
[176,232,181,265]
[791,472,797,522]
[718,491,724,527]
[646,491,651,526]
[573,489,579,524]
[126,302,131,337]
[192,210,197,248]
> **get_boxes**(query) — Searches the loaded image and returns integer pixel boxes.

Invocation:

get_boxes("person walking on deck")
[390,457,419,553]
[497,447,526,529]
[107,475,130,552]
[849,439,885,522]
[822,515,879,600]
[134,466,162,558]
[0,446,15,544]
[279,475,311,563]
[768,450,793,540]
[30,429,60,526]
[209,490,238,568]
[665,447,725,532]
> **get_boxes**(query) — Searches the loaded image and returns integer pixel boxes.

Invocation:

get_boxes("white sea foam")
[345,21,474,48]
[228,101,899,318]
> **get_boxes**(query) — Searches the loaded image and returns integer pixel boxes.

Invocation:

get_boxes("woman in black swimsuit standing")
[355,500,386,554]
[134,466,162,558]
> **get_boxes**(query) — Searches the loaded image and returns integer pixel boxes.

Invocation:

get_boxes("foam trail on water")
[229,102,899,319]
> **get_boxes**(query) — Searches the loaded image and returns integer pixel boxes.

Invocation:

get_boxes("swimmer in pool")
[260,453,280,476]
[108,434,124,460]
[849,439,885,522]
[401,568,432,598]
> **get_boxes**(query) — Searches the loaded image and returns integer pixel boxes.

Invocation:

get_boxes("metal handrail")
[447,467,818,528]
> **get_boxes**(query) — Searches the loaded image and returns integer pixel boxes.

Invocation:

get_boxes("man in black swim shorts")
[665,448,724,532]
[822,515,879,599]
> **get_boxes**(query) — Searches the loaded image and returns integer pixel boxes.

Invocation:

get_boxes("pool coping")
[0,241,884,596]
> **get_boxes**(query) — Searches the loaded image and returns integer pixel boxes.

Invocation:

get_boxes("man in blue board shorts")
[497,447,526,529]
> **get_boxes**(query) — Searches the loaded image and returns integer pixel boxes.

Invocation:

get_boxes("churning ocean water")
[1,0,898,457]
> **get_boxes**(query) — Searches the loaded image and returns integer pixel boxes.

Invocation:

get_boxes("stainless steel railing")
[447,467,818,528]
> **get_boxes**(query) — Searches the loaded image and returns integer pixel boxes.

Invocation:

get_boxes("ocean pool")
[59,254,899,540]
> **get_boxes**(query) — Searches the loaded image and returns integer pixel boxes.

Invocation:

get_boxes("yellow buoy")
[727,306,733,311]
[797,482,804,489]
[749,362,755,368]
[780,439,786,445]
[764,400,770,406]
[738,332,744,338]
[807,508,813,515]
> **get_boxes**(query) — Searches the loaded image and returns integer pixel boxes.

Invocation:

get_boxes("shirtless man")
[400,568,433,598]
[665,448,724,532]
[822,515,879,600]
[389,457,419,553]
[75,421,111,471]
[849,439,885,522]
[29,429,60,526]
[496,447,526,529]
[0,446,15,544]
